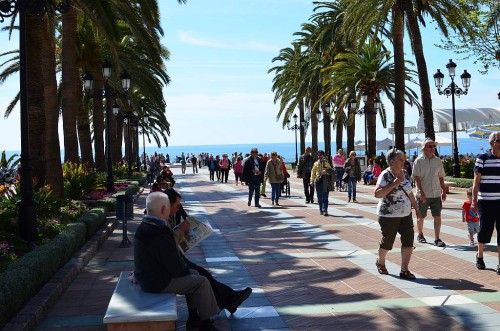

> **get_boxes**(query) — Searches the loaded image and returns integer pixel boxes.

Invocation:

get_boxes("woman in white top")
[374,149,421,280]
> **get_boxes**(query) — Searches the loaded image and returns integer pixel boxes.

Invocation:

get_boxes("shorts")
[378,214,414,250]
[466,221,479,234]
[417,197,442,218]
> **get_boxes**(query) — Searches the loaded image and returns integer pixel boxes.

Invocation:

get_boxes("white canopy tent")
[416,108,500,133]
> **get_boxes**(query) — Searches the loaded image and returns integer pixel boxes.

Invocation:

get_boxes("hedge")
[444,177,473,188]
[0,207,107,328]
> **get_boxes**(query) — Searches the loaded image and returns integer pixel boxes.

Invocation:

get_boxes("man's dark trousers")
[184,257,233,310]
[302,174,314,202]
[248,177,261,206]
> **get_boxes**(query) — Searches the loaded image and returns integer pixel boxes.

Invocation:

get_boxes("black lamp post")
[83,61,131,191]
[349,94,381,156]
[1,0,70,241]
[286,114,303,165]
[433,59,471,178]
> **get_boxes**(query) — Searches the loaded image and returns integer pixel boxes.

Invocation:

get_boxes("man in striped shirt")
[472,132,500,275]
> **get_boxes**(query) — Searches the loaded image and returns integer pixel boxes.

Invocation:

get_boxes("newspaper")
[174,216,214,253]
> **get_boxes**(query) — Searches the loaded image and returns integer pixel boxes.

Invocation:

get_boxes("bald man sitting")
[134,192,220,331]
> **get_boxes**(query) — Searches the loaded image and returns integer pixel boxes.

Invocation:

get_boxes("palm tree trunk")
[366,96,377,158]
[298,99,305,155]
[40,17,64,197]
[335,116,343,152]
[112,114,122,165]
[406,3,435,140]
[27,16,46,188]
[393,3,406,151]
[310,96,319,153]
[323,106,332,158]
[76,91,94,166]
[93,77,105,171]
[61,6,79,163]
[346,109,355,154]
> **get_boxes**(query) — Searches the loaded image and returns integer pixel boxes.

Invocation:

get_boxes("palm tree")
[323,39,421,157]
[269,44,307,155]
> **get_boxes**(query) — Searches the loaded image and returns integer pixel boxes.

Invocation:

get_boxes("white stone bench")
[444,181,457,194]
[103,271,177,331]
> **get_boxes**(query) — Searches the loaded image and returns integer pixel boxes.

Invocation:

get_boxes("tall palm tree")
[269,44,307,155]
[323,39,421,157]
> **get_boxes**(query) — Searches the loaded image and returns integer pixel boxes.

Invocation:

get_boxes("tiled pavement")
[32,166,500,331]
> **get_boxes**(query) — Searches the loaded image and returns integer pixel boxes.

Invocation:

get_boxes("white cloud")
[177,30,278,52]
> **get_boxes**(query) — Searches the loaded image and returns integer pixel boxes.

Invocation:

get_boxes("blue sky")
[1,0,499,151]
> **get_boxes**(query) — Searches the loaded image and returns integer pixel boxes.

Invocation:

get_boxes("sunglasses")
[425,145,436,148]
[494,140,500,143]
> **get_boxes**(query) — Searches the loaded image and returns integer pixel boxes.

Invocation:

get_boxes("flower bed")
[85,183,129,200]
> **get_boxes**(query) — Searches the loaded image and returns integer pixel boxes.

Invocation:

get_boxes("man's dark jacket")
[242,156,265,183]
[134,215,189,292]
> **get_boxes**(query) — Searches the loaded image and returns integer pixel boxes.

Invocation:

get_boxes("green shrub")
[460,158,475,179]
[442,158,453,176]
[444,177,473,188]
[0,222,86,327]
[113,165,129,180]
[78,207,107,239]
[0,206,108,327]
[63,162,98,200]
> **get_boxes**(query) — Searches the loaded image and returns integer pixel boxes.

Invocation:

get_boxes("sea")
[1,138,492,165]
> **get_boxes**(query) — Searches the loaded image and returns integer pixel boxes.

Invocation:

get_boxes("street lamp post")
[1,0,70,241]
[349,94,381,156]
[433,59,471,178]
[83,61,131,191]
[286,114,303,165]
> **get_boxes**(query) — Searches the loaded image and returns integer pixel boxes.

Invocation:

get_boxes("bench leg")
[107,321,175,331]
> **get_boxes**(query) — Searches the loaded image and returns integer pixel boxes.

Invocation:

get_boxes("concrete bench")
[103,271,177,331]
[443,181,457,194]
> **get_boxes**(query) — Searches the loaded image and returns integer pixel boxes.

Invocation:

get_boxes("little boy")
[462,188,479,246]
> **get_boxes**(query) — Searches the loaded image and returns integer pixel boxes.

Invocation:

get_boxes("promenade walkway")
[34,166,500,330]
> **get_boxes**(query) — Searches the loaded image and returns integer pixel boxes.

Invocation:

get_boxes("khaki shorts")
[378,214,414,250]
[417,197,442,218]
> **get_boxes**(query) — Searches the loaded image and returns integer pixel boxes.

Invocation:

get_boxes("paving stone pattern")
[32,166,500,331]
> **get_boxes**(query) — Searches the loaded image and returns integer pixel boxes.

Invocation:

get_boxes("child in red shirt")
[462,188,479,246]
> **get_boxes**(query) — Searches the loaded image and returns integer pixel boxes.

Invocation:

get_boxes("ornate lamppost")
[433,59,471,178]
[1,0,70,241]
[286,114,303,166]
[349,94,381,156]
[83,61,131,191]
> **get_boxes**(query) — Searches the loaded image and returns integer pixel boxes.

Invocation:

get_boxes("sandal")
[399,270,416,280]
[376,259,388,275]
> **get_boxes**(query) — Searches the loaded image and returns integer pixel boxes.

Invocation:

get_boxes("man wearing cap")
[412,137,447,247]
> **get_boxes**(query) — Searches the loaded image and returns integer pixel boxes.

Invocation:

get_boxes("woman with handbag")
[344,151,362,202]
[264,151,285,206]
[310,150,335,216]
[374,149,421,280]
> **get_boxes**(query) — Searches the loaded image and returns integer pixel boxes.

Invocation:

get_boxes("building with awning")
[415,108,500,133]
